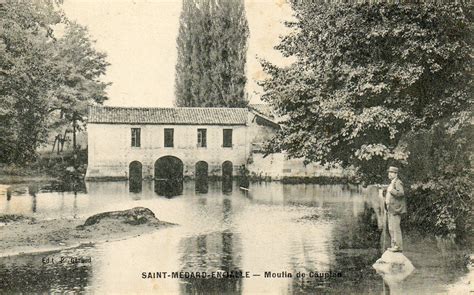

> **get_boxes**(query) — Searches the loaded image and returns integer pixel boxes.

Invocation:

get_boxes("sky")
[62,0,295,107]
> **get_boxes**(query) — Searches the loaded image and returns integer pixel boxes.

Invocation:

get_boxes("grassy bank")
[0,150,87,184]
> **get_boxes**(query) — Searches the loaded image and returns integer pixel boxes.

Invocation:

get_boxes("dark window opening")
[223,129,232,147]
[131,128,141,147]
[197,129,207,147]
[164,128,174,147]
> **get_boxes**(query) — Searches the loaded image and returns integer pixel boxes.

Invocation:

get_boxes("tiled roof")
[248,103,283,126]
[88,106,248,125]
[248,104,275,118]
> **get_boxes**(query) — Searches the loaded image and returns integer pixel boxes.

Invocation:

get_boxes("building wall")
[245,114,351,180]
[248,153,349,180]
[86,123,248,180]
[246,113,277,148]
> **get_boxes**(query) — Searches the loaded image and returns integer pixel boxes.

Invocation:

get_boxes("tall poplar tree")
[175,0,249,107]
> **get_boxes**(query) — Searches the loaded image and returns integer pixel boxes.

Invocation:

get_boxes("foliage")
[260,2,473,238]
[260,2,473,184]
[0,0,109,164]
[50,22,109,129]
[402,124,473,240]
[175,0,249,107]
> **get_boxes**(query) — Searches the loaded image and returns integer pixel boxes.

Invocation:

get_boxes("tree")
[175,0,249,107]
[0,1,61,163]
[260,2,473,238]
[50,22,109,151]
[0,0,109,163]
[261,2,472,183]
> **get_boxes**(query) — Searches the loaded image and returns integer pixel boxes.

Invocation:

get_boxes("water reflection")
[154,179,183,198]
[222,179,233,194]
[0,182,470,294]
[28,184,38,213]
[129,179,142,193]
[0,248,92,293]
[179,231,243,294]
[195,177,208,194]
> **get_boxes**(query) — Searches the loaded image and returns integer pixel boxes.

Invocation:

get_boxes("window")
[223,129,232,147]
[197,129,207,147]
[164,128,174,147]
[131,128,141,147]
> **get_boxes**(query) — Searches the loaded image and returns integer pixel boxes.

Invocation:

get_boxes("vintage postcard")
[0,0,472,294]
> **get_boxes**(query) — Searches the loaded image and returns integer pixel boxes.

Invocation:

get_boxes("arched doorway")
[195,161,209,194]
[129,161,143,193]
[154,156,184,197]
[195,161,208,178]
[129,161,142,181]
[154,156,183,180]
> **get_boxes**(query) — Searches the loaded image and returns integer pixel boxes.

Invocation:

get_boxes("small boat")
[239,186,249,191]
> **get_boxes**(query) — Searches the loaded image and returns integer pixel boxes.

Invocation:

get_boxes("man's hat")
[388,166,399,173]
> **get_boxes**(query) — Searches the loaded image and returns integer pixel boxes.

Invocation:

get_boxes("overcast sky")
[62,0,294,107]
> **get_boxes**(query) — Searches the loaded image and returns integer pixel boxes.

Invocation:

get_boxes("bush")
[402,124,473,240]
[406,177,472,241]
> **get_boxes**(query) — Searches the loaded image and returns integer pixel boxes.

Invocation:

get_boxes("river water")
[0,181,470,294]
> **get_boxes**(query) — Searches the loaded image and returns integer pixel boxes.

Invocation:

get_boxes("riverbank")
[0,208,175,258]
[0,150,87,185]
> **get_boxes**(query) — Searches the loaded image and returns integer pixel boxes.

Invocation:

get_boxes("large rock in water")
[83,207,159,226]
[373,251,415,282]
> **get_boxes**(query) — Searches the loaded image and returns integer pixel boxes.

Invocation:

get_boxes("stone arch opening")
[154,156,184,180]
[129,161,143,181]
[195,161,209,179]
[129,161,143,193]
[154,156,184,198]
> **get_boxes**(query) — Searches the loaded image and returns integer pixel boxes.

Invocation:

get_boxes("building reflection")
[154,179,183,198]
[129,179,142,193]
[223,198,232,222]
[179,230,243,294]
[195,176,208,194]
[222,179,233,194]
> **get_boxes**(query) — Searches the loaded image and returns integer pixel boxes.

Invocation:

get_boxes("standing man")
[385,166,406,252]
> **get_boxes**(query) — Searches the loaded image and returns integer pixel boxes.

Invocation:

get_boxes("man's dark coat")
[387,178,406,215]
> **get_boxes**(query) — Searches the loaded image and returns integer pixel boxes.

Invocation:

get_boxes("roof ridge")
[88,105,249,125]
